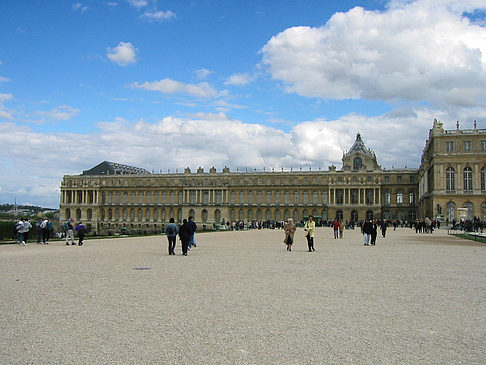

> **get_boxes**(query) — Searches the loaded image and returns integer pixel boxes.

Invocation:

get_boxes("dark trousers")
[78,233,85,245]
[181,239,189,255]
[42,229,50,243]
[167,236,176,255]
[306,235,314,251]
[371,232,377,245]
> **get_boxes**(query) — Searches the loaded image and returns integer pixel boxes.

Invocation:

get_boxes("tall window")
[446,141,454,152]
[464,141,472,151]
[481,167,486,191]
[464,202,473,220]
[353,157,362,171]
[446,167,455,191]
[481,140,486,151]
[384,191,391,205]
[463,167,473,192]
[351,189,359,204]
[447,202,455,221]
[409,191,415,205]
[397,191,403,204]
[336,189,344,205]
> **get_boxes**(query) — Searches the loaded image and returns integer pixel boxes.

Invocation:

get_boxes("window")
[463,167,473,192]
[464,141,472,151]
[365,189,374,204]
[257,191,263,204]
[464,202,473,220]
[409,192,415,205]
[481,167,485,191]
[447,202,455,221]
[351,189,359,204]
[446,167,455,191]
[384,176,390,183]
[409,175,415,182]
[367,176,372,182]
[303,191,309,204]
[446,141,454,152]
[397,192,403,204]
[266,191,272,204]
[353,157,363,171]
[384,191,391,205]
[397,176,402,182]
[481,140,486,151]
[336,189,344,205]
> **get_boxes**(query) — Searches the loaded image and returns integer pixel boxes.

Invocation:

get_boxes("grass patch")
[452,233,486,244]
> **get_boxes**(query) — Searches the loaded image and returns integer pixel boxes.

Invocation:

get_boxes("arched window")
[351,209,358,222]
[266,209,271,221]
[463,167,473,192]
[336,210,343,220]
[482,202,486,222]
[294,209,300,222]
[366,210,373,220]
[189,209,195,220]
[231,209,236,221]
[239,209,244,221]
[215,209,221,222]
[202,209,208,222]
[446,167,455,191]
[353,157,363,171]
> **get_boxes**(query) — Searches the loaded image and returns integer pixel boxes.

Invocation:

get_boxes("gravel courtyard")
[1,227,485,364]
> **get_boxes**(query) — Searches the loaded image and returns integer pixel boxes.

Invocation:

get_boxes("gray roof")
[345,133,375,158]
[82,161,150,175]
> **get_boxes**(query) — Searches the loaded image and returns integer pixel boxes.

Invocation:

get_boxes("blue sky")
[1,0,485,208]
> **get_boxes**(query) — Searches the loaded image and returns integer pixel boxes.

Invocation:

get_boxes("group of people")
[164,216,197,256]
[15,217,53,246]
[284,215,316,252]
[64,218,87,246]
[15,218,32,245]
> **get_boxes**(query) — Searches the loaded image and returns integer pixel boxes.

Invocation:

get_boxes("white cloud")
[131,78,219,98]
[72,2,88,12]
[126,0,147,8]
[107,42,137,67]
[225,73,254,85]
[141,10,176,21]
[261,0,486,109]
[0,93,13,120]
[0,76,11,82]
[195,68,214,80]
[36,105,80,121]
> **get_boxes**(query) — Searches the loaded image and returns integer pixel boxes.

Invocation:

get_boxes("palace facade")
[59,120,486,234]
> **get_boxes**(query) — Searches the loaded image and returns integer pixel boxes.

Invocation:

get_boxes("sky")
[1,0,485,208]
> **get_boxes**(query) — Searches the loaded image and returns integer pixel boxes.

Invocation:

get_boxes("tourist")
[187,216,197,250]
[40,218,51,244]
[35,218,43,244]
[339,220,345,239]
[65,218,75,246]
[75,221,87,246]
[381,220,387,237]
[332,218,339,239]
[371,220,378,245]
[362,219,373,246]
[164,217,178,255]
[284,218,296,251]
[305,215,316,252]
[178,218,192,256]
[21,218,32,244]
[15,218,27,245]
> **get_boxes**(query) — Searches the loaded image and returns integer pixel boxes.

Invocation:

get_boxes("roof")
[345,133,375,158]
[82,161,150,175]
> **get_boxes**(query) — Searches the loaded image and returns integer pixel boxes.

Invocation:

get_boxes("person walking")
[16,218,26,245]
[65,218,76,246]
[362,219,373,246]
[284,218,296,251]
[164,218,178,255]
[40,218,51,244]
[332,218,339,239]
[178,218,192,256]
[381,220,387,238]
[339,220,345,239]
[371,220,378,246]
[36,218,43,244]
[187,216,197,250]
[305,215,316,252]
[75,221,87,246]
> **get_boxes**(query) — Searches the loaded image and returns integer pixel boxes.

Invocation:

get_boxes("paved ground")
[1,227,485,364]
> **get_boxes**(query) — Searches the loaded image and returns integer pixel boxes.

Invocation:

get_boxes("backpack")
[63,223,69,231]
[166,225,174,235]
[78,225,86,234]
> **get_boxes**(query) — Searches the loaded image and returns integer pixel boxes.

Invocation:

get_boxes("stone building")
[418,119,486,222]
[59,121,485,234]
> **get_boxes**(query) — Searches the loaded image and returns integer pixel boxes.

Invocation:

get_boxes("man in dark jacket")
[178,219,192,256]
[361,219,373,246]
[164,217,178,255]
[187,216,197,250]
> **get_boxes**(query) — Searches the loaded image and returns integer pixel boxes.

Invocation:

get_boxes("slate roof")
[82,161,150,175]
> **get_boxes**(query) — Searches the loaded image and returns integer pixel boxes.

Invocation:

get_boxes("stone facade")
[59,121,485,234]
[418,119,486,222]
